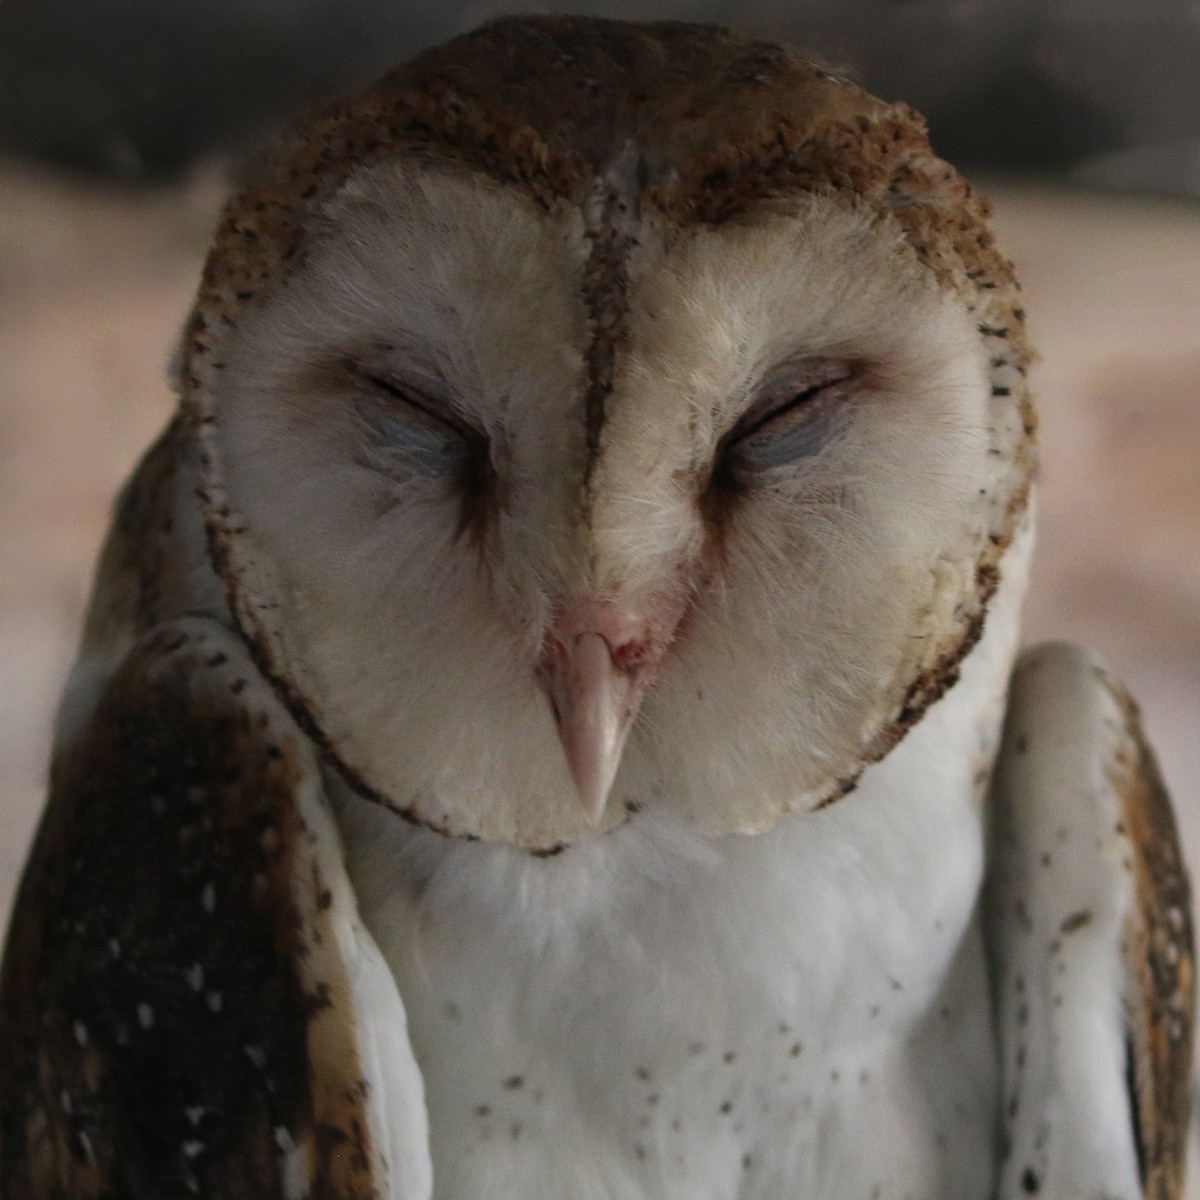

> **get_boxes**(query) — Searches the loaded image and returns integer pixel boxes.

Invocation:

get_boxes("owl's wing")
[986,642,1194,1200]
[0,617,432,1199]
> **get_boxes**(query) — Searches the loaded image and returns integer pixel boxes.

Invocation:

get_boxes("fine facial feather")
[200,157,1024,848]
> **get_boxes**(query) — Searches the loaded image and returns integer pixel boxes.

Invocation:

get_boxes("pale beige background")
[1,161,1198,1178]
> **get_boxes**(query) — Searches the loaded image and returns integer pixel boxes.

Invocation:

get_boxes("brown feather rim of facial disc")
[184,17,1036,850]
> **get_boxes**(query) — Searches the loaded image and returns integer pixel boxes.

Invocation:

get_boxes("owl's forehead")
[298,157,936,432]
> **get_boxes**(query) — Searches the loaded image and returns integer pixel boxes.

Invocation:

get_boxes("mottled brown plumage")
[1107,677,1195,1200]
[0,622,386,1196]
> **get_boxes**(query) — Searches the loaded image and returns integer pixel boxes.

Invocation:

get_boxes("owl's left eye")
[724,361,854,470]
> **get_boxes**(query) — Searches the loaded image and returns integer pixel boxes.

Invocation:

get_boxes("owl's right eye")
[353,367,483,478]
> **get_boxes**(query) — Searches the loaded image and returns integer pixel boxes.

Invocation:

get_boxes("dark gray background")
[1,0,1198,193]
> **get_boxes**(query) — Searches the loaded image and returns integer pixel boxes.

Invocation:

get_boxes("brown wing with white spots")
[987,642,1194,1200]
[0,618,431,1198]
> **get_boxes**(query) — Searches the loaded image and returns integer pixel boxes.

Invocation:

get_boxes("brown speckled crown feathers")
[182,15,1033,401]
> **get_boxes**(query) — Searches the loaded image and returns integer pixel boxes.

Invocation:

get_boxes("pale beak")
[537,595,684,826]
[538,630,647,827]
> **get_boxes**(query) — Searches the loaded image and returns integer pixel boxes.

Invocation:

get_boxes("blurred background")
[1,0,1198,1166]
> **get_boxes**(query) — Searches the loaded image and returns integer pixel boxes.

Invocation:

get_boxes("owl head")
[182,17,1034,851]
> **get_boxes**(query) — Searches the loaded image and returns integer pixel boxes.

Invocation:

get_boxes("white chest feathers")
[334,597,1018,1200]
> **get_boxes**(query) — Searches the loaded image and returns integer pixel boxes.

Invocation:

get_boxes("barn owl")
[0,16,1192,1200]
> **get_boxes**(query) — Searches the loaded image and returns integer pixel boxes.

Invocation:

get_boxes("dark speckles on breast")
[1059,909,1092,934]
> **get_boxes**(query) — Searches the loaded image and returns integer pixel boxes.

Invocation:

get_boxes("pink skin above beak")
[536,601,678,827]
